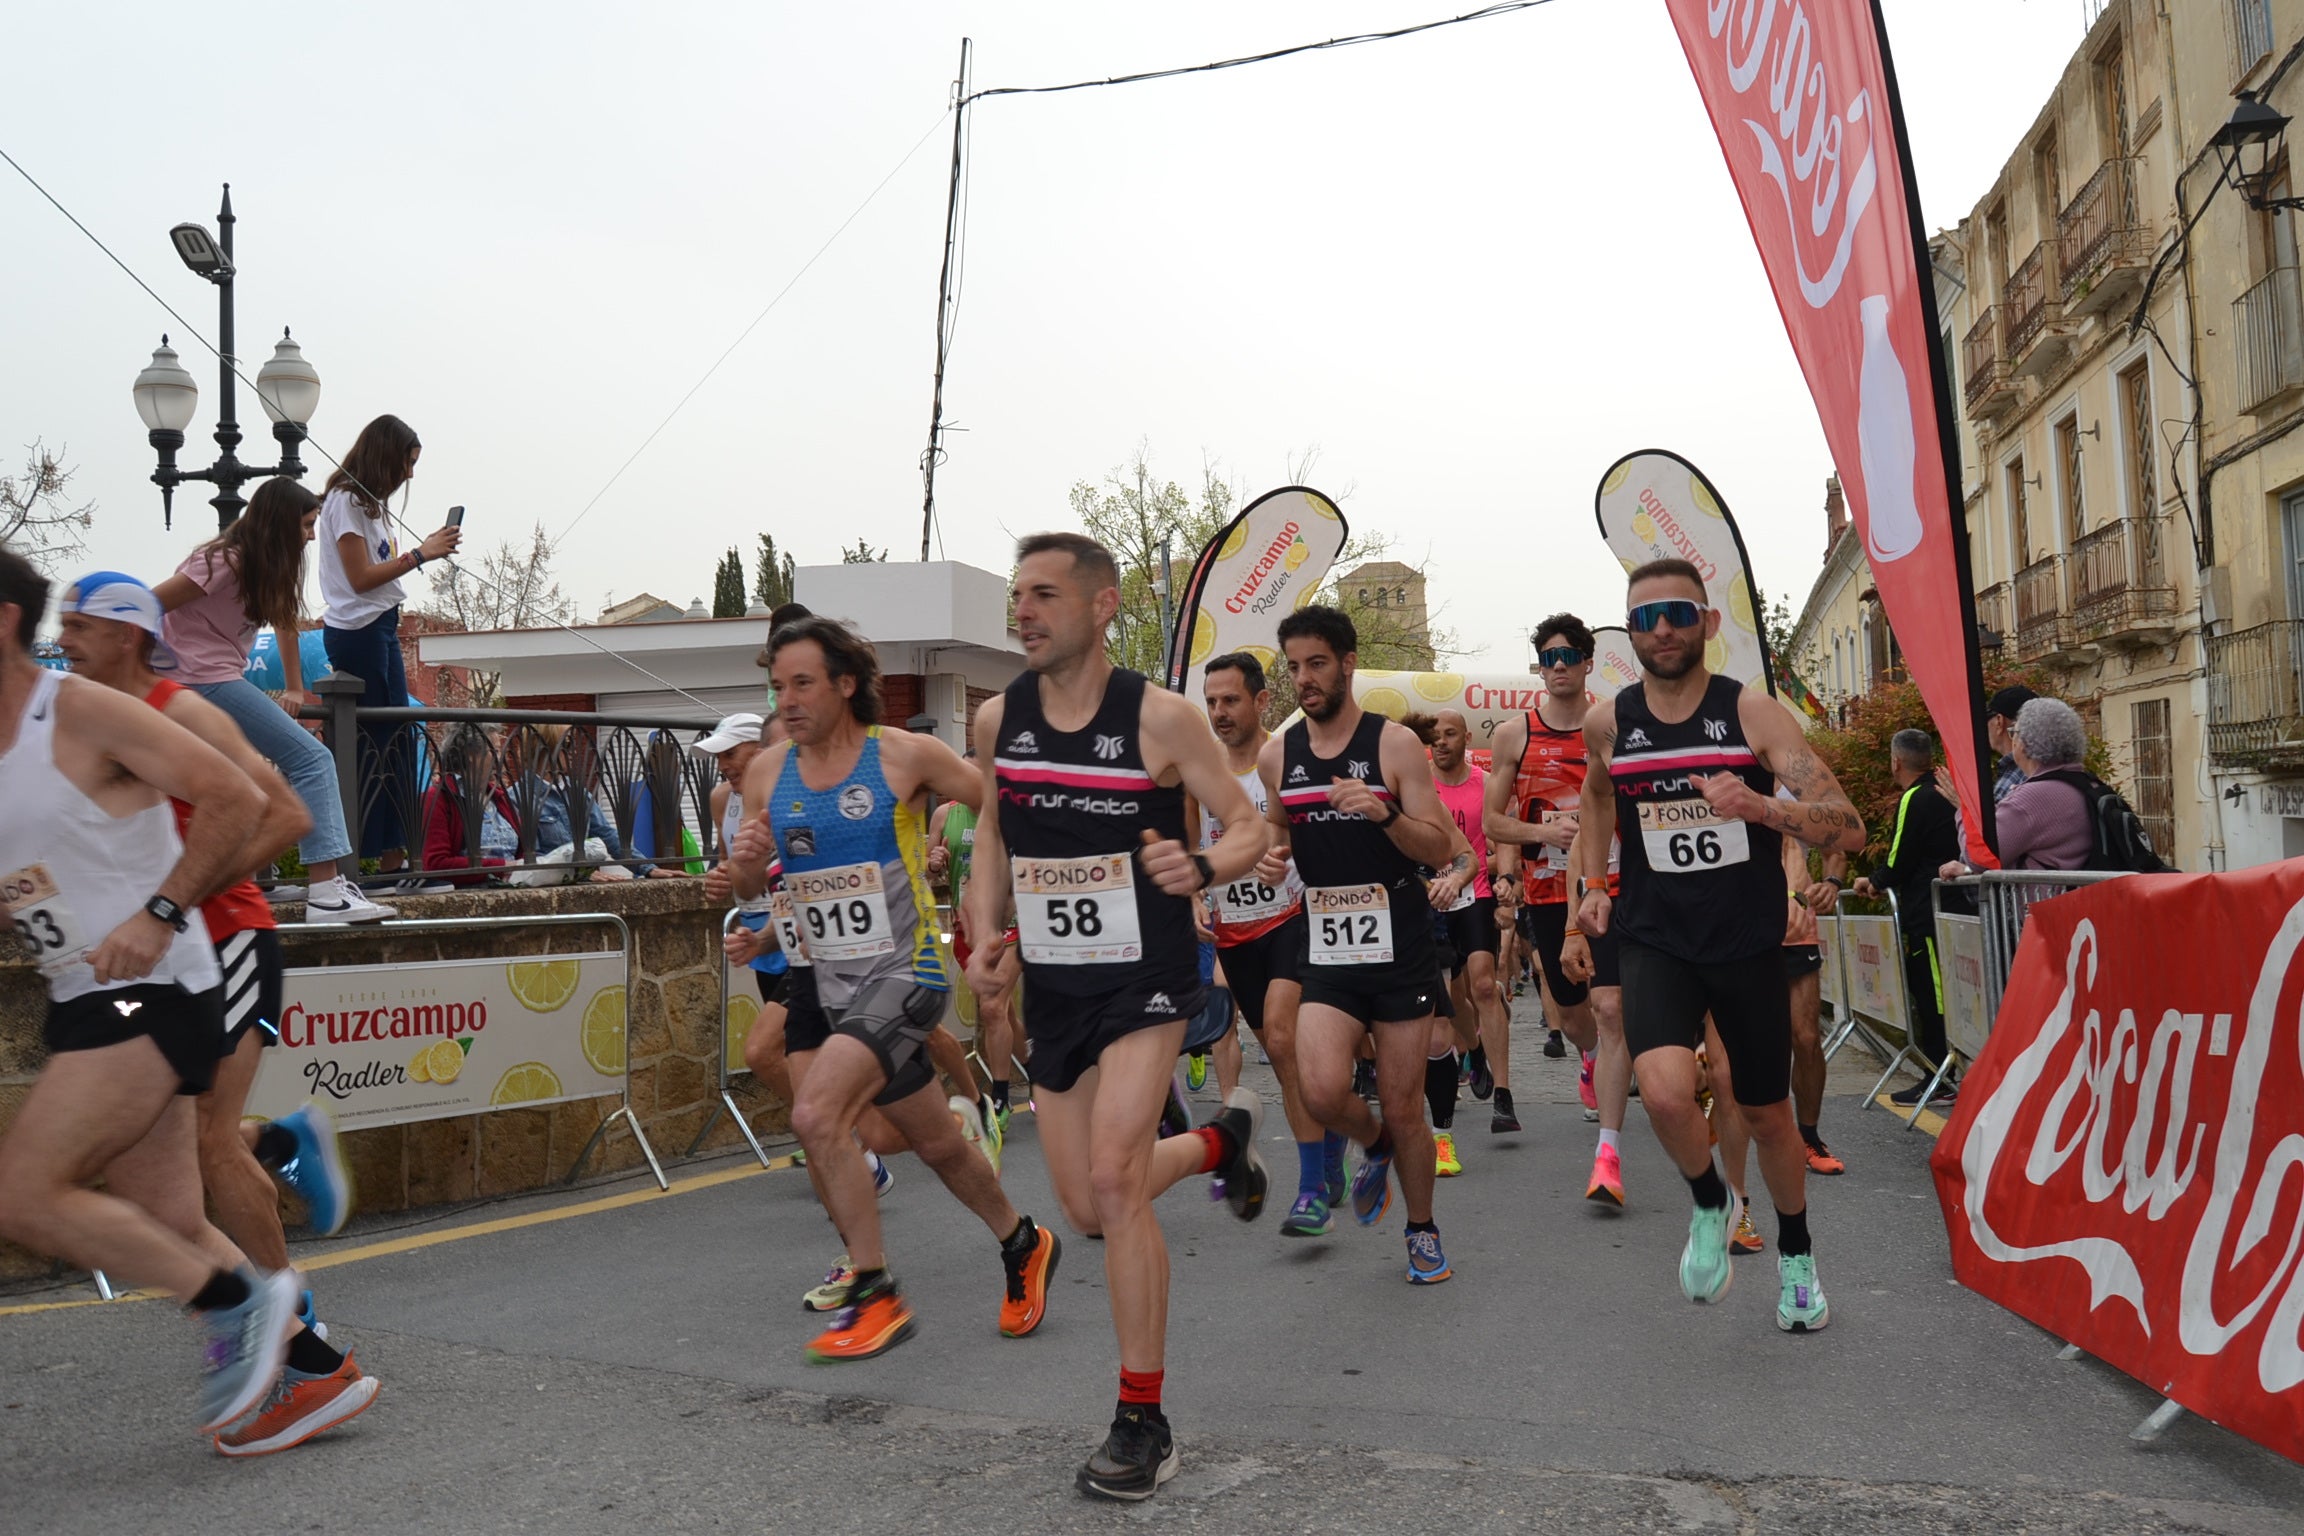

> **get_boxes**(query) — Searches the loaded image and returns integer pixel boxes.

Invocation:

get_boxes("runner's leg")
[787,1036,896,1271]
[877,1081,1021,1236]
[1465,949,1508,1096]
[1293,1004,1383,1148]
[197,1032,287,1271]
[1372,1016,1439,1225]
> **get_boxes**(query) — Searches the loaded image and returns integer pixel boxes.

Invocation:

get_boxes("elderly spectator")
[1997,698,2094,871]
[1854,728,1961,1104]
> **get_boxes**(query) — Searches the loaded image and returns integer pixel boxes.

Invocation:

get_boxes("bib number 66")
[1666,829,1724,868]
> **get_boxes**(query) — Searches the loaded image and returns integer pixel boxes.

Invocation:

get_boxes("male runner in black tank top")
[1261,606,1468,1288]
[1572,559,1865,1335]
[963,533,1272,1504]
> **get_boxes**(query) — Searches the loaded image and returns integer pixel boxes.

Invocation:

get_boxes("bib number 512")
[1318,914,1380,948]
[1666,829,1725,868]
[1041,897,1104,938]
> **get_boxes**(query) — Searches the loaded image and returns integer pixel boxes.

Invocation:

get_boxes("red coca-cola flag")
[1931,864,2304,1463]
[1665,0,1994,851]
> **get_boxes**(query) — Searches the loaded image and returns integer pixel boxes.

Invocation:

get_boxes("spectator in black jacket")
[1853,729,1961,1106]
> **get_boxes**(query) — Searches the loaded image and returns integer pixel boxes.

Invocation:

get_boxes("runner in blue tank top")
[731,617,1058,1365]
[1571,559,1865,1336]
[963,533,1273,1504]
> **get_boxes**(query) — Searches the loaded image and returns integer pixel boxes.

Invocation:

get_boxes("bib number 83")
[1666,830,1725,868]
[1042,898,1104,938]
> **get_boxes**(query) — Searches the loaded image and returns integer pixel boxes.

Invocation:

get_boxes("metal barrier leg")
[2131,1398,2184,1443]
[91,1269,115,1301]
[1903,1053,1957,1130]
[2056,1342,2086,1360]
[566,1101,670,1191]
[688,1089,772,1168]
[1863,1045,1916,1108]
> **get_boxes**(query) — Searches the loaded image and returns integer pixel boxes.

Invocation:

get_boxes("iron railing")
[1962,309,2015,417]
[2057,157,2152,315]
[1974,581,2012,642]
[2005,242,2057,358]
[2234,267,2304,412]
[300,678,719,884]
[2068,514,2177,642]
[2013,553,2070,660]
[2205,618,2304,762]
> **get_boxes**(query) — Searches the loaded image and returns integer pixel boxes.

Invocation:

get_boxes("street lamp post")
[131,184,321,531]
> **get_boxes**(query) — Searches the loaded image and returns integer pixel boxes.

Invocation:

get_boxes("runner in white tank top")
[0,553,304,1441]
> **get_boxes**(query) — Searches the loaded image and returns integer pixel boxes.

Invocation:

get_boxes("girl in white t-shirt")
[313,414,460,880]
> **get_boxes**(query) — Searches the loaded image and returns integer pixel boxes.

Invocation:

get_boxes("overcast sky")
[5,1,2095,672]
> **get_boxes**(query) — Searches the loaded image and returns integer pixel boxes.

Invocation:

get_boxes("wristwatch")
[1378,801,1401,827]
[144,894,189,933]
[1190,853,1216,891]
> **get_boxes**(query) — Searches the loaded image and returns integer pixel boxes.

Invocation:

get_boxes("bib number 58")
[1042,897,1104,938]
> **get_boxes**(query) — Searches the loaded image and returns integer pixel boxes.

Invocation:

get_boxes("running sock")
[1776,1206,1813,1257]
[1405,1218,1438,1235]
[1119,1367,1165,1416]
[1369,1125,1396,1160]
[1799,1121,1824,1152]
[286,1325,345,1376]
[847,1266,891,1300]
[1322,1130,1348,1187]
[188,1269,251,1312]
[251,1123,296,1169]
[1295,1140,1326,1197]
[1597,1127,1621,1155]
[1467,1044,1488,1078]
[1493,1087,1515,1117]
[1000,1215,1038,1256]
[1424,1051,1459,1131]
[992,1080,1011,1113]
[1686,1165,1730,1211]
[1188,1120,1240,1175]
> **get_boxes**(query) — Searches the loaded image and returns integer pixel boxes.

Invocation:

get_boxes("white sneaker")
[303,876,396,925]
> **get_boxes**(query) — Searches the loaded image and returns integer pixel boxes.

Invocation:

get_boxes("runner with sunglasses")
[1571,562,1864,1333]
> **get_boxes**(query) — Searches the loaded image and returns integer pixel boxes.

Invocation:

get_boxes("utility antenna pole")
[920,37,972,561]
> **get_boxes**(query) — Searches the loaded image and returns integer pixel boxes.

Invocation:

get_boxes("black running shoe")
[1209,1089,1267,1221]
[1890,1079,1958,1108]
[1468,1049,1495,1102]
[1077,1408,1177,1501]
[1543,1030,1567,1060]
[1490,1088,1520,1134]
[1351,1060,1379,1100]
[1159,1081,1193,1139]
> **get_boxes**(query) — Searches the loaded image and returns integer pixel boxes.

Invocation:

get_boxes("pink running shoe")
[1584,1145,1625,1208]
[1578,1053,1598,1113]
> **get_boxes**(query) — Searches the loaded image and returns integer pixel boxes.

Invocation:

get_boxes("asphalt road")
[4,996,2299,1534]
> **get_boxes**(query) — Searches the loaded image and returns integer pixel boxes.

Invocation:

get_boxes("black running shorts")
[1299,969,1442,1029]
[1618,939,1793,1108]
[215,928,284,1054]
[824,976,943,1107]
[1022,972,1203,1094]
[1214,912,1305,1033]
[780,966,832,1056]
[751,966,791,1007]
[1442,896,1500,962]
[1519,900,1620,1006]
[46,982,227,1095]
[1783,944,1823,980]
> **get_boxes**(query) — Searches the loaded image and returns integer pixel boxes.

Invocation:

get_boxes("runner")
[1484,614,1628,1173]
[1427,709,1508,1174]
[1192,650,1344,1237]
[964,533,1271,1502]
[1261,605,1463,1286]
[1571,560,1864,1331]
[1781,814,1846,1174]
[0,548,301,1438]
[57,572,380,1455]
[729,616,1056,1362]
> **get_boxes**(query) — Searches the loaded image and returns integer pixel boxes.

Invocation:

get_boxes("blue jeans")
[323,607,413,857]
[190,676,354,867]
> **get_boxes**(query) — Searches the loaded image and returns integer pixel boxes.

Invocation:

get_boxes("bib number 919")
[804,900,877,942]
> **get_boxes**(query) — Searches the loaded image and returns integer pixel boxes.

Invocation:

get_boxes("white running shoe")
[302,875,395,925]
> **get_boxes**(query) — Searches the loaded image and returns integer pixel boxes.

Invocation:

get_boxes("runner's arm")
[1255,735,1294,881]
[1574,702,1618,936]
[727,743,788,899]
[1479,715,1543,845]
[1143,689,1267,893]
[893,729,983,813]
[960,697,1017,950]
[1709,694,1866,853]
[163,691,312,888]
[1367,720,1455,870]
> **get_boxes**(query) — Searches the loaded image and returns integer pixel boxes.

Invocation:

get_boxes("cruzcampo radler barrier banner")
[247,953,628,1130]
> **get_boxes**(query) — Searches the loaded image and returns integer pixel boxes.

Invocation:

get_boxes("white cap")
[693,711,764,756]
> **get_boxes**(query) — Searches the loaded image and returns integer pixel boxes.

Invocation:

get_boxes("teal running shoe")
[1351,1145,1393,1227]
[1679,1202,1734,1304]
[1279,1192,1332,1238]
[1777,1252,1830,1332]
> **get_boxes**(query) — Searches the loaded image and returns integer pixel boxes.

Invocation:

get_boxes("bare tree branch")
[0,441,95,572]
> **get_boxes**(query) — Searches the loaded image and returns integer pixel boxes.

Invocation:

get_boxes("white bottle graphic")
[1857,294,1926,563]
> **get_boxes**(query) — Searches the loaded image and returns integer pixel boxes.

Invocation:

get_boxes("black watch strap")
[144,894,189,932]
[1190,853,1216,891]
[1379,800,1401,827]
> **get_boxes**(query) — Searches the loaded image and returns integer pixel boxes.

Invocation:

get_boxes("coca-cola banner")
[1593,449,1775,693]
[1666,1,1992,844]
[1931,864,2304,1462]
[1164,485,1349,701]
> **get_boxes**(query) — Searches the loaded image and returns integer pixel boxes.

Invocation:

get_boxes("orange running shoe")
[806,1277,915,1362]
[999,1218,1061,1338]
[213,1351,381,1458]
[1804,1140,1846,1176]
[1730,1204,1766,1255]
[1584,1145,1625,1208]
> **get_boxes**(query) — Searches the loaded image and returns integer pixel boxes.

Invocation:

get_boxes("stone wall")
[0,880,789,1282]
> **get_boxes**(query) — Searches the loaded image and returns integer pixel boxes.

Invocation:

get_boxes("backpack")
[2030,769,2168,874]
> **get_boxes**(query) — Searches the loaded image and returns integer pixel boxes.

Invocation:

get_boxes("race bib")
[1440,876,1476,913]
[1541,809,1575,873]
[1014,852,1143,966]
[768,888,811,968]
[788,862,894,961]
[4,863,91,976]
[1636,800,1751,873]
[1306,884,1394,966]
[1218,874,1295,927]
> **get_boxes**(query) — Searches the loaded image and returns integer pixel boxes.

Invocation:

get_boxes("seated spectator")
[1997,698,2093,870]
[422,725,518,885]
[501,723,681,881]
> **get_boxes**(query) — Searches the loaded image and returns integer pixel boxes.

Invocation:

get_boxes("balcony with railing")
[2206,619,2304,765]
[2005,243,2072,380]
[2068,514,2178,646]
[2234,267,2304,413]
[2013,554,2073,661]
[2057,158,2153,320]
[1962,309,2018,421]
[1974,582,2011,645]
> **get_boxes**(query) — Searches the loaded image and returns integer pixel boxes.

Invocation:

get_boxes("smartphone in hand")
[446,505,467,528]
